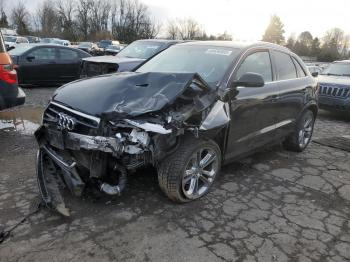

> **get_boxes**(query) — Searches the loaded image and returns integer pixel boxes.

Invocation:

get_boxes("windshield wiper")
[342,74,350,76]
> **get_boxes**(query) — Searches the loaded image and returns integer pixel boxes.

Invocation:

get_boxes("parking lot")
[0,87,349,262]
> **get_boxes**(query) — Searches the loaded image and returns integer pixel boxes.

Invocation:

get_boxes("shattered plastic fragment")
[129,129,150,146]
[124,145,143,154]
[124,119,172,134]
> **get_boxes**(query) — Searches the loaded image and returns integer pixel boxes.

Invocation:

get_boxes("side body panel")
[224,48,280,162]
[18,46,59,85]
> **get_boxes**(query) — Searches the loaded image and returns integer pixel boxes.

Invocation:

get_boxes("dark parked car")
[80,39,182,77]
[77,42,101,55]
[98,40,120,50]
[35,41,318,216]
[9,44,91,86]
[0,34,25,110]
[104,45,121,55]
[40,38,57,44]
[318,60,350,112]
[24,36,41,44]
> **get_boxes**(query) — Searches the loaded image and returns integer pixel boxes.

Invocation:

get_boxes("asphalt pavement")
[0,87,349,262]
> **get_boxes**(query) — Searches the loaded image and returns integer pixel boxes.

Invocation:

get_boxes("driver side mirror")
[232,73,265,88]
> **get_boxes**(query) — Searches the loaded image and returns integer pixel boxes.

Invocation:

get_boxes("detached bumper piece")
[36,146,85,217]
[35,125,131,217]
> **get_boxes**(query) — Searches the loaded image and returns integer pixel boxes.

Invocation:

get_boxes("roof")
[334,60,350,63]
[135,39,183,44]
[177,40,291,52]
[15,43,83,51]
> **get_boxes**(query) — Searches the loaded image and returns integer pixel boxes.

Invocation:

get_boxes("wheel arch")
[299,101,318,121]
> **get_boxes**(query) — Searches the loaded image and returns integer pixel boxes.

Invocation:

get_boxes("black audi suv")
[35,41,318,216]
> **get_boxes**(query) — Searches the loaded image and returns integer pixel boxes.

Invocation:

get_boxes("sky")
[8,0,350,40]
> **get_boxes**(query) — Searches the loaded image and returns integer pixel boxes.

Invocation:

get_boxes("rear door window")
[59,48,79,60]
[292,57,307,77]
[235,51,273,82]
[273,51,297,80]
[29,47,56,60]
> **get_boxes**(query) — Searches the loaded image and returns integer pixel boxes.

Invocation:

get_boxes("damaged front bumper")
[35,125,149,216]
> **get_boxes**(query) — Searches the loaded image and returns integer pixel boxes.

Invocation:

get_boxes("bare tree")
[0,0,8,27]
[57,0,77,40]
[36,0,60,37]
[319,28,349,61]
[10,1,31,35]
[89,0,111,40]
[111,0,159,43]
[166,19,178,39]
[172,18,202,40]
[76,0,93,40]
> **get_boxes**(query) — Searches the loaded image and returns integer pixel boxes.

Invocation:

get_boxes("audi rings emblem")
[57,113,76,131]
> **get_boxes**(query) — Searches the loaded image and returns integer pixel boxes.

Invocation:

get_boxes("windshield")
[99,40,111,48]
[53,40,63,45]
[8,44,33,55]
[321,63,350,76]
[118,41,163,59]
[107,45,119,50]
[41,38,53,43]
[4,36,16,42]
[137,45,239,85]
[79,42,92,48]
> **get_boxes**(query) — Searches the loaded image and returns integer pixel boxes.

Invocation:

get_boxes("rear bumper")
[318,96,350,112]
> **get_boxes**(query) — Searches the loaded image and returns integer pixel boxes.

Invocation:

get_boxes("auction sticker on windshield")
[205,49,233,56]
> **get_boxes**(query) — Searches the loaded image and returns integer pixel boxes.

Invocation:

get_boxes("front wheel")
[283,110,315,152]
[158,137,221,202]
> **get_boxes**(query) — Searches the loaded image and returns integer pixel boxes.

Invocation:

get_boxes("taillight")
[0,64,17,84]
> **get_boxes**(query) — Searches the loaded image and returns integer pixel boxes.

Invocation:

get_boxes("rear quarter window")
[273,51,297,80]
[292,57,307,77]
[59,48,79,60]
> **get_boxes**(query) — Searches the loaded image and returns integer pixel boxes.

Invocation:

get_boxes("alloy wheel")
[182,148,219,199]
[298,113,314,148]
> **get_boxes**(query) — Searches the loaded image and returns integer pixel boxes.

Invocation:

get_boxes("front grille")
[82,61,118,77]
[43,102,100,135]
[319,85,350,99]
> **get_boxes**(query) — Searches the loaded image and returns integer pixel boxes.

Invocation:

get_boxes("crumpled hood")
[318,75,350,87]
[53,72,213,118]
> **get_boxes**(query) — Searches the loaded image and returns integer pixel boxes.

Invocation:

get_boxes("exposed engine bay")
[35,72,230,216]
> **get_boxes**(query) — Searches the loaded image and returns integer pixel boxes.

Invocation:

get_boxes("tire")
[158,136,221,203]
[283,110,315,152]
